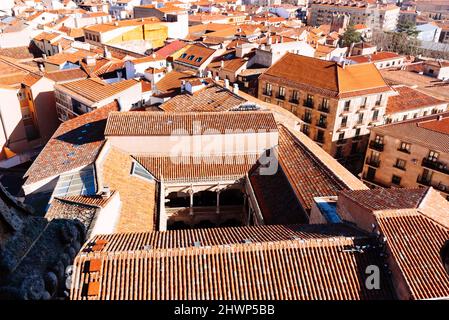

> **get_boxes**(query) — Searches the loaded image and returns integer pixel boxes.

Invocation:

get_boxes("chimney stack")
[224,79,230,89]
[232,83,239,94]
[101,186,111,199]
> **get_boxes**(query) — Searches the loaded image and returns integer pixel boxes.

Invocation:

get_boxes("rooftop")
[56,78,139,103]
[260,53,391,99]
[159,82,247,112]
[24,102,119,186]
[386,85,447,114]
[104,111,277,136]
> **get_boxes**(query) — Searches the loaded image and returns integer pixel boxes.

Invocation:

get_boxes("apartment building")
[258,53,394,165]
[362,112,449,201]
[309,0,400,32]
[54,78,142,121]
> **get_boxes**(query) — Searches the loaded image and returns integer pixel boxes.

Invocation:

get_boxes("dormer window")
[180,53,187,58]
[188,55,195,61]
[195,57,203,63]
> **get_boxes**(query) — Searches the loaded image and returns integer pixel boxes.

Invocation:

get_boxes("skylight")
[131,161,154,181]
[52,166,96,198]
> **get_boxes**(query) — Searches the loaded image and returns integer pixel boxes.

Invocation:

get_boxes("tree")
[396,21,419,38]
[340,25,362,47]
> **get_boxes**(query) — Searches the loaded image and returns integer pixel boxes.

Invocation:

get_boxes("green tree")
[341,24,362,47]
[397,21,419,37]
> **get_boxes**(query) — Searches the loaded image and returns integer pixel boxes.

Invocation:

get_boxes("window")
[355,128,361,137]
[278,86,286,99]
[338,132,345,141]
[391,175,402,185]
[291,90,299,103]
[372,110,379,121]
[180,53,187,58]
[423,111,428,116]
[188,55,195,61]
[52,167,96,198]
[131,161,154,181]
[428,150,439,162]
[374,135,383,144]
[344,100,350,111]
[395,159,406,170]
[195,57,203,63]
[399,141,411,153]
[357,113,364,124]
[402,114,408,121]
[264,83,272,96]
[341,116,348,128]
[375,95,382,106]
[304,94,314,107]
[361,97,367,108]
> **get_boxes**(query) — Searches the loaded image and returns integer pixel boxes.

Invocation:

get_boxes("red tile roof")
[71,232,394,300]
[339,188,429,211]
[133,153,258,182]
[24,102,119,186]
[155,40,187,58]
[174,44,215,67]
[349,51,402,64]
[104,111,277,136]
[159,82,247,112]
[260,53,392,99]
[81,223,366,252]
[386,85,447,114]
[278,125,347,212]
[376,210,449,299]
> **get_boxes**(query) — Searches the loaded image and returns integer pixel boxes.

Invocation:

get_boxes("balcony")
[318,104,330,113]
[369,140,384,152]
[316,121,327,129]
[263,90,272,96]
[303,100,314,109]
[276,94,285,100]
[302,115,312,124]
[417,176,449,194]
[336,138,347,145]
[315,136,325,144]
[397,147,411,154]
[422,158,449,175]
[289,98,299,104]
[365,157,380,168]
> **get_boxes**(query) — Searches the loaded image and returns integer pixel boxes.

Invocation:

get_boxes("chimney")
[103,46,111,59]
[180,80,186,92]
[85,55,96,66]
[166,62,172,72]
[214,76,219,82]
[437,115,443,121]
[206,70,212,78]
[220,60,225,69]
[101,186,111,199]
[233,83,239,94]
[224,79,230,89]
[42,54,47,60]
[152,53,156,59]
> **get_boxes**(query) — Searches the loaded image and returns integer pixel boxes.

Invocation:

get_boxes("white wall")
[107,132,279,156]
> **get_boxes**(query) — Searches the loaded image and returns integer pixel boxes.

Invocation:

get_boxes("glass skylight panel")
[53,167,96,198]
[131,161,154,181]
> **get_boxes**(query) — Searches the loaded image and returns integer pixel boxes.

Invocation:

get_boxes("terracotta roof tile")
[278,125,347,212]
[376,210,449,299]
[340,188,429,212]
[175,44,216,67]
[71,235,394,300]
[44,68,88,83]
[81,224,367,253]
[159,82,247,112]
[57,78,139,103]
[104,111,277,136]
[133,153,258,182]
[98,147,157,233]
[260,53,392,98]
[24,102,119,186]
[386,86,447,114]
